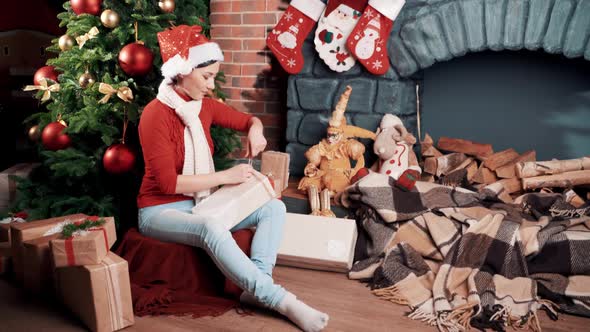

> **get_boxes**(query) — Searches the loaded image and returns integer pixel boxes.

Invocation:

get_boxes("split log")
[437,137,494,158]
[564,189,585,208]
[436,153,468,177]
[424,157,437,175]
[516,157,590,178]
[466,160,479,183]
[472,165,498,184]
[483,149,520,171]
[497,190,514,204]
[497,178,523,194]
[421,133,434,152]
[522,170,590,190]
[423,146,443,158]
[495,150,536,179]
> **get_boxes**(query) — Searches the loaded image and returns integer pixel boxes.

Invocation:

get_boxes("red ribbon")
[64,224,109,266]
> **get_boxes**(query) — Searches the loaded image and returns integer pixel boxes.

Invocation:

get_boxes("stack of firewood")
[419,135,590,206]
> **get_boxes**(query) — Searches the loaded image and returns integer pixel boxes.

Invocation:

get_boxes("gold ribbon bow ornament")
[98,83,134,104]
[76,27,99,49]
[23,78,60,102]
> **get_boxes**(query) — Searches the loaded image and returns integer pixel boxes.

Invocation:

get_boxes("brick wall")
[210,0,289,154]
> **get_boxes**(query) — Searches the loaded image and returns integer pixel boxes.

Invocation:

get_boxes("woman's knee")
[266,199,286,216]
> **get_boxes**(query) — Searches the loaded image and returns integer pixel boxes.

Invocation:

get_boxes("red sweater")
[137,97,253,208]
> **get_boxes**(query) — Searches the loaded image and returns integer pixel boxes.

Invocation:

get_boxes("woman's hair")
[169,60,218,86]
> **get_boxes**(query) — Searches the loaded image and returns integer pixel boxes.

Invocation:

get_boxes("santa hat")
[157,25,224,80]
[324,0,365,18]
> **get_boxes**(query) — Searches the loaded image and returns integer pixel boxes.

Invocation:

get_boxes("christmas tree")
[14,0,241,222]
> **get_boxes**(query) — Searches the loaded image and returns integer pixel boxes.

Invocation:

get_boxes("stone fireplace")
[286,0,590,175]
[210,0,590,176]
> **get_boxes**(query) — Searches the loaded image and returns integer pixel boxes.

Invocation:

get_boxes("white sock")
[239,291,267,309]
[276,292,329,332]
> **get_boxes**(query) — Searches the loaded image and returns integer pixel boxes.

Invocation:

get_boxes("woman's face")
[176,61,220,100]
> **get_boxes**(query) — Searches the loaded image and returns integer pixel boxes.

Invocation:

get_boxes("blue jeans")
[138,199,287,309]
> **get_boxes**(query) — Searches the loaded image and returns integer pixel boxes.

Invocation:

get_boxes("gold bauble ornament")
[100,9,120,28]
[28,125,41,141]
[78,72,96,89]
[58,35,74,51]
[158,0,175,13]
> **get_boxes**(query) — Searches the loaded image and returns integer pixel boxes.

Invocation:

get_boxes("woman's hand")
[221,164,255,184]
[245,117,266,158]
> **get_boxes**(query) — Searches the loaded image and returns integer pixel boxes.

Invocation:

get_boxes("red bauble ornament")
[103,143,136,174]
[41,122,71,151]
[118,43,154,77]
[33,66,59,85]
[71,0,103,15]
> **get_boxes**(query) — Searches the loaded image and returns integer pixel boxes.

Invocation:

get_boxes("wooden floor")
[1,266,588,332]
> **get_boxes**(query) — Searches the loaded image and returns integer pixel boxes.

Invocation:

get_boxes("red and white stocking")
[267,0,326,74]
[314,0,368,72]
[346,0,405,75]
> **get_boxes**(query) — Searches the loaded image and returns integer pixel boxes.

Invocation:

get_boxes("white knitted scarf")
[157,81,215,200]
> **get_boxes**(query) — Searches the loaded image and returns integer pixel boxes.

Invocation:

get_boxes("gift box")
[261,151,290,193]
[0,163,38,211]
[50,217,116,268]
[22,234,60,294]
[0,242,10,256]
[0,255,10,275]
[56,252,134,332]
[191,170,277,231]
[1,222,12,243]
[10,213,87,283]
[277,213,358,273]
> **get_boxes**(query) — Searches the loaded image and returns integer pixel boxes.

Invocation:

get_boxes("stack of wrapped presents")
[1,213,134,332]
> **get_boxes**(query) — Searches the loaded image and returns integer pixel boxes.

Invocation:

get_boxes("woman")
[137,25,328,332]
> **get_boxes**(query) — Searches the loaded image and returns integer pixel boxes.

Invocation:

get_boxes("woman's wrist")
[248,117,264,134]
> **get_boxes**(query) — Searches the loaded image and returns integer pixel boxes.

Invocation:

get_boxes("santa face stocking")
[267,0,326,74]
[314,0,368,72]
[346,0,406,75]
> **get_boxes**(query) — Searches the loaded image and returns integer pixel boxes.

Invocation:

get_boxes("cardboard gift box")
[56,252,134,332]
[1,222,13,243]
[0,255,10,275]
[22,234,59,294]
[0,163,38,211]
[277,213,358,273]
[0,242,11,276]
[50,217,116,268]
[0,242,10,256]
[261,151,290,193]
[191,170,277,231]
[10,213,87,283]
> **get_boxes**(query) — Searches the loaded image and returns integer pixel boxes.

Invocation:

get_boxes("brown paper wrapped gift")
[50,217,116,268]
[261,151,290,193]
[0,255,10,275]
[56,252,134,332]
[0,242,11,256]
[22,234,60,294]
[191,170,276,231]
[1,222,12,243]
[0,163,38,211]
[10,213,87,283]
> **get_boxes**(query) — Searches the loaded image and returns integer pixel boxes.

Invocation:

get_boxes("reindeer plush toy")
[372,114,421,191]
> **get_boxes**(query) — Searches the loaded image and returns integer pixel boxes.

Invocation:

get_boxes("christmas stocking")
[346,0,406,75]
[267,0,326,74]
[314,0,368,72]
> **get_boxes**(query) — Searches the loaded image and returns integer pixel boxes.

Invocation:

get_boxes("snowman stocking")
[346,0,406,75]
[267,0,326,74]
[314,0,368,72]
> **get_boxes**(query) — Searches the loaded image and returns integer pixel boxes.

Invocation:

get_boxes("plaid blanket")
[341,172,590,331]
